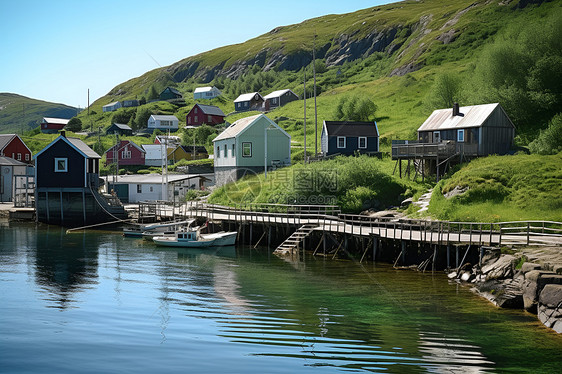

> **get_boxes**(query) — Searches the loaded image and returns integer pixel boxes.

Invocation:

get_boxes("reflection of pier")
[170,203,562,269]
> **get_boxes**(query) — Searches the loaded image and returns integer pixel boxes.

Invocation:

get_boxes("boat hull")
[153,232,237,248]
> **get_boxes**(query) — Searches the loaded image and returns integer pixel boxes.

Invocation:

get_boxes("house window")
[137,184,142,193]
[25,154,30,161]
[54,158,68,172]
[149,186,153,192]
[244,102,248,108]
[457,129,465,142]
[194,108,198,114]
[17,153,21,160]
[272,98,277,104]
[216,146,220,158]
[188,117,191,124]
[208,115,212,123]
[122,150,131,159]
[194,116,198,123]
[433,131,441,143]
[242,142,252,157]
[337,136,346,149]
[358,137,367,149]
[224,144,227,157]
[232,143,235,157]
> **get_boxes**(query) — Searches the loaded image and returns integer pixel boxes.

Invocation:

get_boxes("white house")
[194,86,222,100]
[142,144,168,167]
[147,115,179,133]
[102,101,122,112]
[213,114,291,186]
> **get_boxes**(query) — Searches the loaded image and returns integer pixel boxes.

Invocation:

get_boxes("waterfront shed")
[213,114,291,186]
[263,89,299,110]
[0,134,33,163]
[0,156,28,202]
[194,86,221,100]
[186,104,226,126]
[234,92,264,112]
[321,121,379,156]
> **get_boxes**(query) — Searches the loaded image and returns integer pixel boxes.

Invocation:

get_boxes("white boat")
[152,228,237,248]
[123,219,194,238]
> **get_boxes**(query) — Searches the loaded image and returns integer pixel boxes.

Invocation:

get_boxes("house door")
[433,131,441,143]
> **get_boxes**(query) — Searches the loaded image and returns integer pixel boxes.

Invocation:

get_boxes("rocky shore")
[448,246,562,334]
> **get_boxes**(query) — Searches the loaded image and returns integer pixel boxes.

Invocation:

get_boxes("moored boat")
[152,229,237,248]
[123,219,194,238]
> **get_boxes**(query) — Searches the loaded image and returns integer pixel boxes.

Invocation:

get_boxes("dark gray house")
[264,89,299,110]
[106,123,133,136]
[321,121,379,156]
[234,92,264,112]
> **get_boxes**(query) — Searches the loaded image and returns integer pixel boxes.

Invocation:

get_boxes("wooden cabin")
[0,134,33,163]
[106,123,133,136]
[194,86,221,100]
[213,114,291,186]
[40,117,69,134]
[102,101,122,112]
[263,89,299,110]
[105,140,146,166]
[234,92,264,112]
[34,132,127,227]
[186,104,225,126]
[321,121,379,156]
[159,87,182,101]
[147,115,179,133]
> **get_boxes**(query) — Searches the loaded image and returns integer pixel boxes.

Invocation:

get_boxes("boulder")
[520,262,542,274]
[538,285,562,333]
[539,284,562,308]
[523,271,558,313]
[481,255,516,280]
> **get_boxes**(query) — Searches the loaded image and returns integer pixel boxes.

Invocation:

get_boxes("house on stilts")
[34,131,127,227]
[391,103,515,181]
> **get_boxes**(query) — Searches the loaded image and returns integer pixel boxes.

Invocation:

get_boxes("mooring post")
[401,241,406,263]
[432,245,437,272]
[479,246,484,269]
[323,232,326,255]
[456,245,459,268]
[249,223,253,245]
[373,236,378,262]
[447,244,451,269]
[268,226,272,249]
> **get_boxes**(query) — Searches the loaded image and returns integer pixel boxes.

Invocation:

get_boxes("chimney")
[452,103,460,116]
[60,130,66,138]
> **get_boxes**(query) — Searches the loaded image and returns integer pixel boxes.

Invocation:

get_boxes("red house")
[186,104,226,127]
[40,117,69,134]
[104,140,146,166]
[0,134,33,163]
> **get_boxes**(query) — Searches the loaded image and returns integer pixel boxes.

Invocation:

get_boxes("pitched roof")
[111,123,132,130]
[105,140,145,155]
[195,104,225,117]
[0,134,16,150]
[41,117,69,125]
[263,89,297,100]
[194,86,214,93]
[142,144,165,158]
[103,101,121,108]
[234,92,263,103]
[162,87,182,96]
[178,145,208,154]
[0,155,27,166]
[213,114,261,141]
[323,121,379,137]
[150,115,179,121]
[417,103,513,131]
[67,137,100,158]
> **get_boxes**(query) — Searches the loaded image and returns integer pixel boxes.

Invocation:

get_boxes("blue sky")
[0,0,392,108]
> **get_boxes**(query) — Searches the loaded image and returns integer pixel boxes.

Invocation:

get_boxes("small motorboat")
[152,228,237,248]
[123,219,194,238]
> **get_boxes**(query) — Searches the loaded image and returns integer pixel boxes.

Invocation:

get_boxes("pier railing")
[183,203,562,247]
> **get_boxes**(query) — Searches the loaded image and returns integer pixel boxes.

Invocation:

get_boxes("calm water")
[1,221,561,373]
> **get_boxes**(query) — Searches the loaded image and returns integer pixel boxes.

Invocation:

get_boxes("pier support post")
[456,245,459,268]
[401,241,406,264]
[447,244,451,269]
[249,223,253,245]
[432,245,437,272]
[323,232,326,255]
[268,226,272,249]
[372,236,378,262]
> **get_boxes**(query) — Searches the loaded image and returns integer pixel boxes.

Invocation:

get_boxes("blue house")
[321,121,379,156]
[34,132,127,227]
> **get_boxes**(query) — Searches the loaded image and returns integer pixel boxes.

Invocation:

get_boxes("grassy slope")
[0,93,77,134]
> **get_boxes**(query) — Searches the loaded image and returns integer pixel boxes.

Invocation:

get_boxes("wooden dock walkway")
[176,203,562,248]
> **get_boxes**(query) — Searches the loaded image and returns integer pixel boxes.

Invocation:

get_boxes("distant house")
[264,89,299,110]
[142,144,166,167]
[104,140,145,166]
[0,157,30,203]
[159,87,183,101]
[147,115,179,133]
[122,99,140,108]
[321,121,379,156]
[0,134,33,163]
[34,132,126,226]
[213,114,291,186]
[234,92,264,112]
[194,86,221,100]
[106,123,133,136]
[107,174,211,203]
[168,145,208,164]
[186,104,226,126]
[102,101,122,112]
[40,117,69,134]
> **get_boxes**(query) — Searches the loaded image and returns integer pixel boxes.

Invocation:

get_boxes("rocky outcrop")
[538,285,562,333]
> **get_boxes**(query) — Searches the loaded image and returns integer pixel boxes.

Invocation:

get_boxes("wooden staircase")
[274,224,318,254]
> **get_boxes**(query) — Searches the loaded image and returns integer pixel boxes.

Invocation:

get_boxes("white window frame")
[121,150,131,159]
[137,184,142,193]
[433,131,441,143]
[337,136,346,149]
[242,142,252,157]
[358,137,367,149]
[54,158,68,172]
[457,129,465,143]
[25,154,30,161]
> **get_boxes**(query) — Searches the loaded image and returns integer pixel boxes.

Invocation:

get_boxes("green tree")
[425,73,462,109]
[65,117,82,132]
[135,107,152,130]
[333,96,377,121]
[529,114,562,155]
[148,85,159,101]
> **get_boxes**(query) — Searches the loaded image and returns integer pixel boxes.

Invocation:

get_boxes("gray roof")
[0,156,27,166]
[151,115,179,121]
[67,137,101,159]
[263,89,297,100]
[110,173,209,184]
[0,134,16,150]
[323,121,379,137]
[213,114,261,141]
[112,123,132,130]
[234,92,263,103]
[417,103,512,131]
[195,104,225,117]
[103,101,121,108]
[42,117,69,125]
[194,86,215,93]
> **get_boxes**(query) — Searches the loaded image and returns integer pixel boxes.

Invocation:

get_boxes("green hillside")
[0,93,78,134]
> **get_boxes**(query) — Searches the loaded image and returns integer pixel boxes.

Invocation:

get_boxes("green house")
[213,114,291,186]
[159,87,182,101]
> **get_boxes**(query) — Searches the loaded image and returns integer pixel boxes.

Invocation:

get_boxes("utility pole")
[313,33,318,158]
[304,66,307,164]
